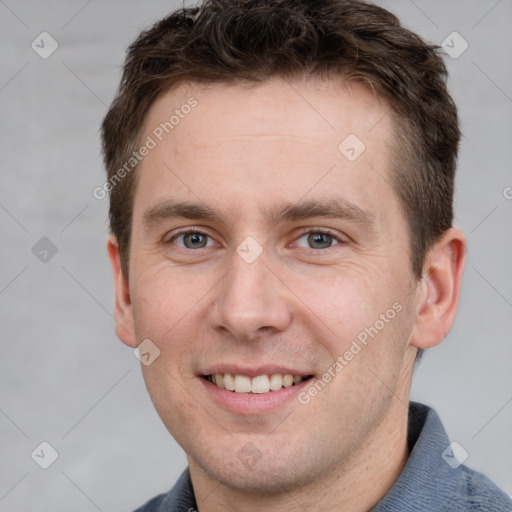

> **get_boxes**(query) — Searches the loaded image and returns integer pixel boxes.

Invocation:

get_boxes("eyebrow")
[142,198,376,232]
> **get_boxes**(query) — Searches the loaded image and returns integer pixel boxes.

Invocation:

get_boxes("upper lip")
[200,364,312,378]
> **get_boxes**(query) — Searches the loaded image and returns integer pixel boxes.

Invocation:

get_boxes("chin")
[199,458,315,495]
[188,437,332,496]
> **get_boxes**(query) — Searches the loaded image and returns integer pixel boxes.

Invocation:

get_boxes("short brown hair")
[101,0,460,296]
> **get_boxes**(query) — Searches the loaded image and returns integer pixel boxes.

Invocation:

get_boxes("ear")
[107,235,137,348]
[410,227,467,350]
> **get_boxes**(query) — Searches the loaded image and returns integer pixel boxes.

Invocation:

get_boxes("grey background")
[0,0,511,510]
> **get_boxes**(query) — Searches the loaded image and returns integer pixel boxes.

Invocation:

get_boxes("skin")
[108,77,466,511]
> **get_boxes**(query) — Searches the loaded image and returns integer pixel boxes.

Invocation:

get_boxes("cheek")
[130,270,211,390]
[131,263,208,336]
[289,262,396,337]
[140,360,212,452]
[306,300,412,425]
[290,265,413,399]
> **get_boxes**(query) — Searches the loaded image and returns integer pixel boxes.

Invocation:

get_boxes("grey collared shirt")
[134,402,512,511]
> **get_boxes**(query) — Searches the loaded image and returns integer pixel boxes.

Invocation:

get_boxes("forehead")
[133,76,400,228]
[145,77,391,147]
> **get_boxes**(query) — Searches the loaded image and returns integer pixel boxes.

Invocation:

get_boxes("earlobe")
[107,235,138,348]
[410,227,467,350]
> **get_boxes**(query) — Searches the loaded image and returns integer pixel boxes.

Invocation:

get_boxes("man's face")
[120,77,422,492]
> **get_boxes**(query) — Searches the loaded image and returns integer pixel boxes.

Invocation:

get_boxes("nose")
[208,246,292,342]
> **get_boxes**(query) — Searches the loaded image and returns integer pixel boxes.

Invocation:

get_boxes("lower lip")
[200,377,313,414]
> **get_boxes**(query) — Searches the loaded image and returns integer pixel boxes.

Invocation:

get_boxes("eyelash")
[165,227,346,251]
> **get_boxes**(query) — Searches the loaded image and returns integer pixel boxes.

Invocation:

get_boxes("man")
[100,0,512,510]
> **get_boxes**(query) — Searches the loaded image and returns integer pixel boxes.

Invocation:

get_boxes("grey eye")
[174,232,212,249]
[295,231,340,250]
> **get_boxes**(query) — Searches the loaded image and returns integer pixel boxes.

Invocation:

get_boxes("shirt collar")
[371,401,465,511]
[159,466,197,511]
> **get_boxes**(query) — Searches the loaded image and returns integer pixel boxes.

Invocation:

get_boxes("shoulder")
[132,493,167,512]
[455,464,512,511]
[131,468,197,511]
[373,402,511,512]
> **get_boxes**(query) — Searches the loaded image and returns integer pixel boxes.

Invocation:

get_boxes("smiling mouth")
[202,373,314,394]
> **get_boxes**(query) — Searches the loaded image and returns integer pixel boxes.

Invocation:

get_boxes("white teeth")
[283,374,294,387]
[269,374,283,390]
[251,375,270,393]
[234,375,252,393]
[207,373,307,393]
[224,373,235,391]
[215,373,224,389]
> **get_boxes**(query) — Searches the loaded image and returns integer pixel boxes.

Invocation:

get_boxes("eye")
[165,228,345,252]
[167,229,217,249]
[294,229,345,250]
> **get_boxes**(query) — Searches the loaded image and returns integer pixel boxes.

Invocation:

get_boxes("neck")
[189,397,411,512]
